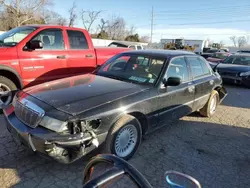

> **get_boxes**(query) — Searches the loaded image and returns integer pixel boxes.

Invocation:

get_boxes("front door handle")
[57,55,66,59]
[85,54,93,58]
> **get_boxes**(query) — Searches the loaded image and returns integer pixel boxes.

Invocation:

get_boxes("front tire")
[0,76,17,108]
[105,115,142,160]
[199,90,219,117]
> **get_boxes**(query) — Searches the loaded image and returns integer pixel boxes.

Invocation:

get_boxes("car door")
[186,56,215,111]
[18,28,68,86]
[157,56,195,127]
[66,29,96,76]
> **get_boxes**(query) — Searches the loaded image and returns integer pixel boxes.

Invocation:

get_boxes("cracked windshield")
[0,0,249,188]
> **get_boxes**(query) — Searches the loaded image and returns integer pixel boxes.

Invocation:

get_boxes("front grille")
[14,99,44,128]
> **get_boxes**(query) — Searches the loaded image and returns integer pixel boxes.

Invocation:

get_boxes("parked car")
[206,52,231,63]
[108,41,144,50]
[3,50,227,164]
[209,53,250,88]
[201,49,227,59]
[0,25,130,106]
[236,50,250,53]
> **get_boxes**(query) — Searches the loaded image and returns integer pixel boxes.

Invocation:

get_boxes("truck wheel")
[0,76,17,107]
[104,115,142,160]
[199,90,219,117]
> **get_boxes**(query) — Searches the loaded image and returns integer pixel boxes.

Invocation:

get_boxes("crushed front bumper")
[3,106,107,164]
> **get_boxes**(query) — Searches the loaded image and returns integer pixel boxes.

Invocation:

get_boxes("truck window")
[67,30,89,49]
[31,29,65,50]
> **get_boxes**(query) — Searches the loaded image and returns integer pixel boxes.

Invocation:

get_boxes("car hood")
[23,74,149,115]
[217,63,250,72]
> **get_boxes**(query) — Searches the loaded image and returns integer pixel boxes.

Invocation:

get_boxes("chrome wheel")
[210,95,217,114]
[0,83,12,108]
[114,124,138,158]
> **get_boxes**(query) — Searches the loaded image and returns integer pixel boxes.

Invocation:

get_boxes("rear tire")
[199,90,219,117]
[104,115,142,160]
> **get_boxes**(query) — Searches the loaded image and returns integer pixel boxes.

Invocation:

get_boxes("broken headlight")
[40,116,68,132]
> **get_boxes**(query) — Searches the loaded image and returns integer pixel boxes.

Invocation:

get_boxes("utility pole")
[150,6,154,44]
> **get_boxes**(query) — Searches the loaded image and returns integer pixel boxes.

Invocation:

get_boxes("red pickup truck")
[0,25,129,103]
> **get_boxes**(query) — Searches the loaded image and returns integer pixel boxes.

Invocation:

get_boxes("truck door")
[18,28,68,87]
[66,29,96,76]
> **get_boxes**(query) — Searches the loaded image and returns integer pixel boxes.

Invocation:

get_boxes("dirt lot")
[0,85,249,188]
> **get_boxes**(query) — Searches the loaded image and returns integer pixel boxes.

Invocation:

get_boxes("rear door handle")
[57,55,66,59]
[188,85,195,93]
[85,54,93,58]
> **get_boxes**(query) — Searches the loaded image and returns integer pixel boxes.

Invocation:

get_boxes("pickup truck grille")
[14,99,45,128]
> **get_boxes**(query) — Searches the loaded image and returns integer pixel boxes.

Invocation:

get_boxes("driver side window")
[31,29,65,50]
[165,57,189,83]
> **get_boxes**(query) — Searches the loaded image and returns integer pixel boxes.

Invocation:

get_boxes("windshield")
[223,55,250,66]
[0,26,37,47]
[97,54,165,85]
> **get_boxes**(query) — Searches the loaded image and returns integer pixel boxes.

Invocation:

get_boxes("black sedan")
[209,53,250,88]
[3,50,227,164]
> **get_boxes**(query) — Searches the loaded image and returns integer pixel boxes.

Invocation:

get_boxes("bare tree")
[140,36,150,43]
[238,36,248,48]
[98,18,107,32]
[128,25,136,35]
[230,36,237,47]
[68,1,77,27]
[0,0,51,27]
[106,15,126,40]
[81,10,102,32]
[44,10,67,26]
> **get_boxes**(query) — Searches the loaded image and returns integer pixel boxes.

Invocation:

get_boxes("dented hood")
[23,74,148,115]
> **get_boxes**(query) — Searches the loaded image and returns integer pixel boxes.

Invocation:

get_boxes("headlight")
[40,116,68,132]
[239,71,250,77]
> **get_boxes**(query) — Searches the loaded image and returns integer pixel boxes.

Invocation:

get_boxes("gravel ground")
[0,84,249,188]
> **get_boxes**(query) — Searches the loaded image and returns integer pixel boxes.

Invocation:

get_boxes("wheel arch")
[0,65,23,89]
[127,111,149,135]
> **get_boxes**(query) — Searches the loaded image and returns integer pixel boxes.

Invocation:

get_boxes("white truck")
[161,39,209,54]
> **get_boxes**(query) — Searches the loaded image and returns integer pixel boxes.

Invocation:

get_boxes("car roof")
[232,53,250,56]
[121,49,196,57]
[18,24,85,30]
[109,41,142,46]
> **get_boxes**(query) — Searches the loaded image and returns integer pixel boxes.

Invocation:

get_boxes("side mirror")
[163,77,181,87]
[25,40,43,50]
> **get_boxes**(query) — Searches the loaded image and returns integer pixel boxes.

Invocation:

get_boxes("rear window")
[67,30,89,49]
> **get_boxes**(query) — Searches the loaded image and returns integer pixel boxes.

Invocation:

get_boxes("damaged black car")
[3,50,227,164]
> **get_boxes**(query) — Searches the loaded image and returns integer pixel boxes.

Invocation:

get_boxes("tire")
[104,114,142,160]
[0,76,17,108]
[199,90,219,117]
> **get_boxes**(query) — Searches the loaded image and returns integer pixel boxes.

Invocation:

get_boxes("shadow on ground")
[0,118,249,188]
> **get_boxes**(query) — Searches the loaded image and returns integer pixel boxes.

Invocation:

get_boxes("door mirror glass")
[26,40,43,50]
[163,77,181,87]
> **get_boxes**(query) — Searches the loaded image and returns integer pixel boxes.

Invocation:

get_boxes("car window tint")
[223,56,234,64]
[129,46,136,49]
[198,57,211,75]
[99,54,165,85]
[137,46,142,50]
[32,29,64,50]
[165,57,189,82]
[67,30,89,49]
[187,57,205,78]
[232,56,250,65]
